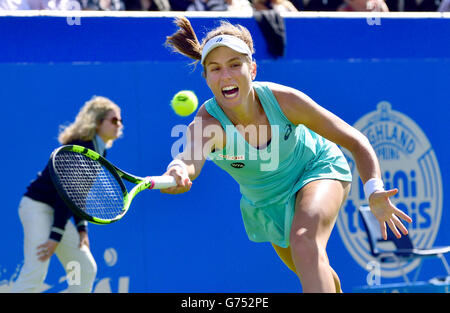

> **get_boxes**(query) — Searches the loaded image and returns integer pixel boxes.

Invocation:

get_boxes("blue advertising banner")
[0,13,449,293]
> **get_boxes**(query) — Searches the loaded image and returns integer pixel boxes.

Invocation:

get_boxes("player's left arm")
[269,82,412,239]
[270,82,378,182]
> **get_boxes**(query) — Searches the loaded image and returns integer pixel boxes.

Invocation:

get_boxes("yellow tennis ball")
[171,90,198,117]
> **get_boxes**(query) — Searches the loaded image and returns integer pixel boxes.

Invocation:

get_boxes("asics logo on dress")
[284,124,292,141]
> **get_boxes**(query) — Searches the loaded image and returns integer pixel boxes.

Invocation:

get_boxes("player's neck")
[223,90,262,127]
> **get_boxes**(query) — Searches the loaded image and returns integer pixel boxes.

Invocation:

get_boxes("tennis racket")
[48,145,176,225]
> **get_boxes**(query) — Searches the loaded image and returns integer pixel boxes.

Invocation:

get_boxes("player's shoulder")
[195,103,223,128]
[260,82,308,109]
[189,103,225,149]
[261,82,317,125]
[261,81,303,98]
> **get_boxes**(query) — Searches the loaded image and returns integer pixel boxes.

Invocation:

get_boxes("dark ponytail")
[165,16,202,62]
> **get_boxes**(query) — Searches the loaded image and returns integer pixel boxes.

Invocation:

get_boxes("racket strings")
[54,151,125,220]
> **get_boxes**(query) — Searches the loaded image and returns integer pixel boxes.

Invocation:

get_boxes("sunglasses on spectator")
[108,117,123,125]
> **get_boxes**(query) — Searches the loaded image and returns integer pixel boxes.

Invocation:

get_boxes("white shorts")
[11,196,97,293]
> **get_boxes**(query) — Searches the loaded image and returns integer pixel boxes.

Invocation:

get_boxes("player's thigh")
[291,179,350,246]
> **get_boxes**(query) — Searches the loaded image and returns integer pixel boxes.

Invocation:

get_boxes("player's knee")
[289,228,326,268]
[290,228,315,263]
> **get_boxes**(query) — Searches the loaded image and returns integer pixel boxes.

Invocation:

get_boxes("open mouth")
[222,85,239,99]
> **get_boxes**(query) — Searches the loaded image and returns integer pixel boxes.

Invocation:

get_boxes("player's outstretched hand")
[369,188,413,240]
[160,166,192,194]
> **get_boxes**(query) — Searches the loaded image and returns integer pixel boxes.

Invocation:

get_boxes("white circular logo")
[337,101,443,278]
[103,248,118,267]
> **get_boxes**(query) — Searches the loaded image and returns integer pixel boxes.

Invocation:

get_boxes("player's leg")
[272,243,343,292]
[56,221,97,293]
[289,179,350,293]
[11,197,53,293]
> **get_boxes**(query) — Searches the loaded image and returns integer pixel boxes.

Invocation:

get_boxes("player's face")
[204,46,256,110]
[97,109,123,142]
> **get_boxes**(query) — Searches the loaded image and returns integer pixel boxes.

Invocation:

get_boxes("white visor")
[201,35,252,66]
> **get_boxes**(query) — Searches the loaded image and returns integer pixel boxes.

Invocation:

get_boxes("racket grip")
[149,176,177,189]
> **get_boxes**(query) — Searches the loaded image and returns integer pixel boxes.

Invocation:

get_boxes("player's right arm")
[161,104,225,194]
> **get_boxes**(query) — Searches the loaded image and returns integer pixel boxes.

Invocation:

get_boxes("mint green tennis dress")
[204,81,352,248]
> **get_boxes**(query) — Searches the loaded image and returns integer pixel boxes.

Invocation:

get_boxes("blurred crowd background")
[1,0,449,13]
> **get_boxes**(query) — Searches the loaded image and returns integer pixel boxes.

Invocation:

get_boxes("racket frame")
[49,145,153,225]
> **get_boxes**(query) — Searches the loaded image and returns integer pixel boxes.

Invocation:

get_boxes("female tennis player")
[11,96,123,293]
[162,17,412,292]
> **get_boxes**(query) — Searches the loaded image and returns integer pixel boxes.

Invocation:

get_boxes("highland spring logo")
[336,101,443,280]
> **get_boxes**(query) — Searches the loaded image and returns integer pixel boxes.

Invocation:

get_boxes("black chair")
[358,205,450,284]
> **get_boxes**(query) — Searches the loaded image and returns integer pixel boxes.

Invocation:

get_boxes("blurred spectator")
[0,0,30,9]
[227,0,254,12]
[338,0,389,11]
[253,0,298,11]
[167,0,189,10]
[288,0,302,9]
[0,0,125,9]
[254,8,286,57]
[414,0,442,11]
[185,0,254,10]
[384,0,416,10]
[8,0,74,9]
[124,0,169,9]
[438,0,449,10]
[186,0,227,10]
[80,0,125,10]
[302,0,342,11]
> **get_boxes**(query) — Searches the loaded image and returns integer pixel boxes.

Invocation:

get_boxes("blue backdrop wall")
[0,13,449,292]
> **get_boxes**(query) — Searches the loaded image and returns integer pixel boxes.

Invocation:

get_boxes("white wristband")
[167,159,188,174]
[364,178,385,200]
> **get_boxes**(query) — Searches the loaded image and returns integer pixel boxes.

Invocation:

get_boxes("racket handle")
[148,176,177,189]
